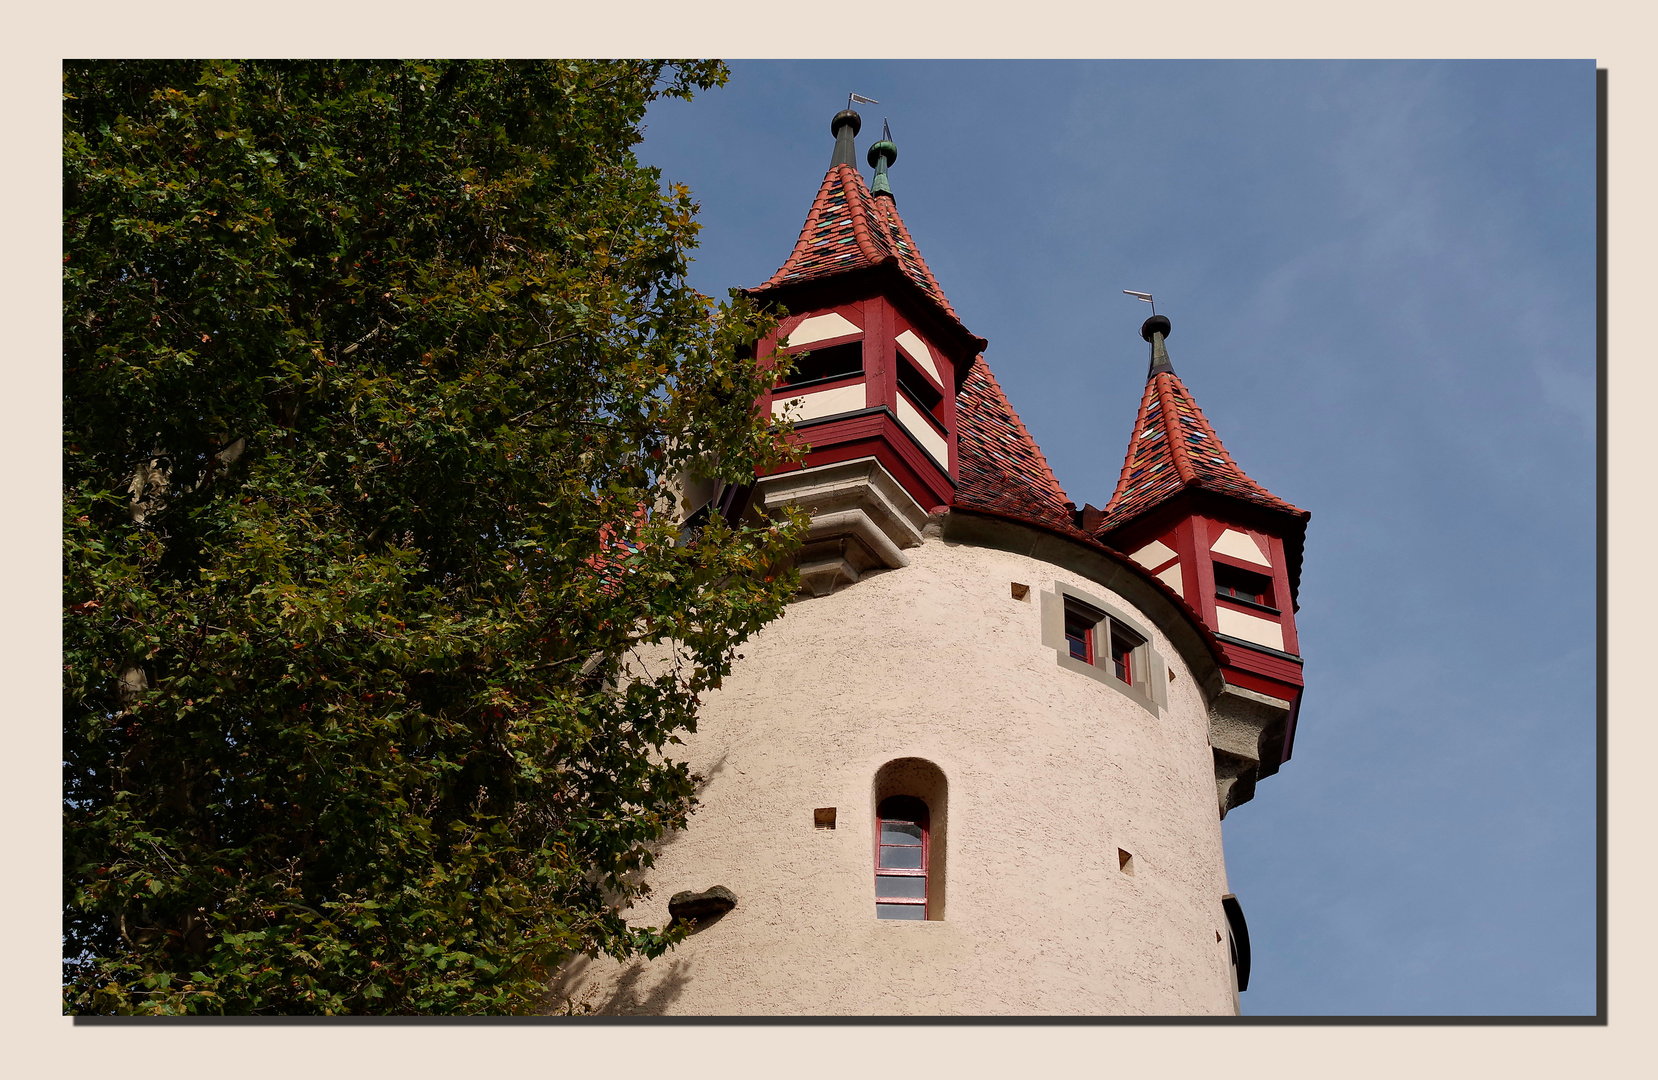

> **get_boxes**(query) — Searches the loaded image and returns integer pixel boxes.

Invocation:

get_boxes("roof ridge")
[1155,372,1200,485]
[869,193,960,324]
[840,164,892,266]
[1171,378,1260,483]
[757,166,849,291]
[1107,379,1158,507]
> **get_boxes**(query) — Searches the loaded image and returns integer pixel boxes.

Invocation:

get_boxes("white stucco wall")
[549,528,1238,1015]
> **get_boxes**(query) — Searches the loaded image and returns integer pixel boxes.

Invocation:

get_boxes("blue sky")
[638,60,1598,1017]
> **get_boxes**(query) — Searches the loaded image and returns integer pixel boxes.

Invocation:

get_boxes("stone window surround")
[1040,581,1168,715]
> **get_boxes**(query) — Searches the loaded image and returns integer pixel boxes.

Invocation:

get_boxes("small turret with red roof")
[748,109,985,516]
[1086,314,1310,778]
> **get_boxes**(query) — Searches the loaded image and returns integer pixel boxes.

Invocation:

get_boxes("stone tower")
[552,109,1308,1016]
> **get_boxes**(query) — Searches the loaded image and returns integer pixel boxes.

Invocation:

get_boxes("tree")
[63,60,804,1015]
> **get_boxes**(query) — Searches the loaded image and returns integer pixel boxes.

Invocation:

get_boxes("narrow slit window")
[875,795,929,920]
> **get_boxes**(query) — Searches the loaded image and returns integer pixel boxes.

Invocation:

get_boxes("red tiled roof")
[1095,368,1307,536]
[950,356,1229,669]
[952,356,1075,532]
[753,164,963,329]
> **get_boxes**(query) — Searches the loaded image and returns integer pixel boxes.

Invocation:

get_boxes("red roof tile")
[754,164,964,330]
[953,356,1075,532]
[950,356,1230,667]
[1095,368,1307,536]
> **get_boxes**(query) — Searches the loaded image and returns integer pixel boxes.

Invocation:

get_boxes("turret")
[744,110,987,596]
[1086,314,1310,813]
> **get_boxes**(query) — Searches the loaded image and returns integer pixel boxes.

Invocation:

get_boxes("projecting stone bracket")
[1208,684,1293,819]
[753,457,929,597]
[668,885,737,925]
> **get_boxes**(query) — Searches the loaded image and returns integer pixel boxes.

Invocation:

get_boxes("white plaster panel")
[551,538,1239,1016]
[1214,606,1285,651]
[771,382,867,421]
[894,394,949,466]
[1130,539,1177,569]
[784,312,861,348]
[1209,528,1270,567]
[894,329,942,384]
[1156,563,1184,595]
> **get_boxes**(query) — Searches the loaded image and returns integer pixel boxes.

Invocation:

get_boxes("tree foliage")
[63,59,804,1015]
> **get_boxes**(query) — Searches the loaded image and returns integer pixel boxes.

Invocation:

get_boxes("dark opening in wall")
[814,807,837,829]
[1214,561,1276,610]
[896,351,943,414]
[780,340,863,387]
[1222,894,1251,991]
[1118,848,1135,875]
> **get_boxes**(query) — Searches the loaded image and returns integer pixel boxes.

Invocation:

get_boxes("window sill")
[1214,592,1281,616]
[775,372,864,394]
[1214,633,1303,664]
[1054,649,1160,713]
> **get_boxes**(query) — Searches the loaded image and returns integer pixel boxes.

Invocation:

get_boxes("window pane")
[1067,633,1089,661]
[877,903,926,920]
[781,341,863,385]
[875,874,927,898]
[880,821,923,844]
[879,845,924,869]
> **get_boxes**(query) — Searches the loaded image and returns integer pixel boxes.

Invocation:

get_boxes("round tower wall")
[550,528,1238,1015]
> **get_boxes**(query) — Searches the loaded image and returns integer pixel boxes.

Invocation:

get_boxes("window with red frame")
[1109,622,1144,684]
[875,795,929,920]
[1064,599,1099,663]
[1213,562,1275,609]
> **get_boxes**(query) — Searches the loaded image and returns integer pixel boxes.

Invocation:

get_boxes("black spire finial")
[1141,315,1174,377]
[830,109,861,168]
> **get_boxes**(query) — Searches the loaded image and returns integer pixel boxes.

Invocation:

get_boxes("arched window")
[875,795,929,920]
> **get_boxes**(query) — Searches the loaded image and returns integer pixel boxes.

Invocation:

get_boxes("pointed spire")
[748,110,986,358]
[1095,318,1306,538]
[829,109,861,168]
[1142,314,1174,377]
[867,119,897,199]
[753,140,971,339]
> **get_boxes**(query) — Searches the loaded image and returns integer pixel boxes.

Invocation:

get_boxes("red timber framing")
[1102,488,1305,719]
[757,288,967,514]
[745,150,986,518]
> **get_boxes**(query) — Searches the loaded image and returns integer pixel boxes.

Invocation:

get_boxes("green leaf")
[62,58,801,1018]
